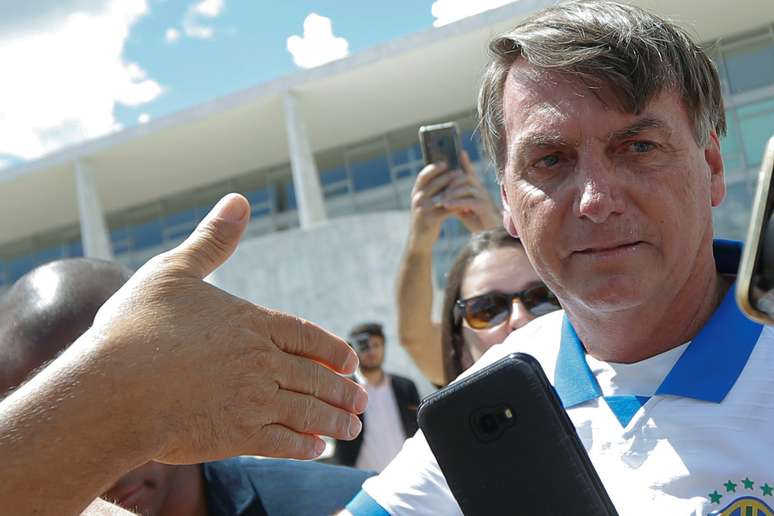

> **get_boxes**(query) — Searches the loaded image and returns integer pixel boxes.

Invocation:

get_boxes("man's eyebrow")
[513,133,570,150]
[609,116,670,141]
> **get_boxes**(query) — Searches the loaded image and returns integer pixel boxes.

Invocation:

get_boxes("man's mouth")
[574,241,643,256]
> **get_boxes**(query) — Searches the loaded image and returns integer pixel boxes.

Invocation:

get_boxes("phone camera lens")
[480,414,498,434]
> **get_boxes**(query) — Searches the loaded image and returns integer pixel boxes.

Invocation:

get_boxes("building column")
[282,91,327,228]
[75,159,114,260]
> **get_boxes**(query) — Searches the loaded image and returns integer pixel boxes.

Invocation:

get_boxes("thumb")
[167,193,250,279]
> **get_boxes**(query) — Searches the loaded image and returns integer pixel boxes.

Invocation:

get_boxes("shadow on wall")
[208,210,436,398]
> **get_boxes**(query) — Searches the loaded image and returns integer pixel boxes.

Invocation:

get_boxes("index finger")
[414,161,450,190]
[263,311,359,375]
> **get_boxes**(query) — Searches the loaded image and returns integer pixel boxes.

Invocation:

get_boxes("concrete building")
[1,0,773,394]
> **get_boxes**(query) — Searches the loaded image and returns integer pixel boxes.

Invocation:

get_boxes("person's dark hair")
[0,258,133,396]
[440,227,523,384]
[477,0,726,181]
[348,322,385,340]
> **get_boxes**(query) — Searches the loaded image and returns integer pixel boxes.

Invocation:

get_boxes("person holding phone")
[333,323,420,472]
[439,226,560,385]
[343,2,774,515]
[395,146,504,386]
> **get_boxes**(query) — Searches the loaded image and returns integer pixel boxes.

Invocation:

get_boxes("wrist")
[70,327,167,464]
[407,224,439,252]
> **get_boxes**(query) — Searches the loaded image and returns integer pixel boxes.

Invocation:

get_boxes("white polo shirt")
[347,240,774,515]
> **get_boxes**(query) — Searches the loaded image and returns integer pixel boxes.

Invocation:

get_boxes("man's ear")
[706,131,725,207]
[500,183,519,238]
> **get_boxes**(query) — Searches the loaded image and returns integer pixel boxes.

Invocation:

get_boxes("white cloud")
[183,0,224,39]
[0,0,163,160]
[431,0,518,27]
[165,27,180,43]
[286,13,349,69]
[138,113,151,124]
[193,0,224,18]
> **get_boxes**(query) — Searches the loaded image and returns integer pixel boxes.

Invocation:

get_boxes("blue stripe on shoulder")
[346,490,391,516]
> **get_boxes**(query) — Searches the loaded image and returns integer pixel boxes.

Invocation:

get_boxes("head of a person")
[441,227,560,383]
[348,322,386,373]
[0,258,182,516]
[477,1,726,319]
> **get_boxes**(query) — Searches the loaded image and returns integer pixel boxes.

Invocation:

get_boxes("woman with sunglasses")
[440,227,560,384]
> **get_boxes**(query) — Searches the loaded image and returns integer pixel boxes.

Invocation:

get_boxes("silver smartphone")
[418,122,461,170]
[736,135,774,324]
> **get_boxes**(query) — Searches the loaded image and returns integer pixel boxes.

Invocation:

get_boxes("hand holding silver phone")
[737,135,774,323]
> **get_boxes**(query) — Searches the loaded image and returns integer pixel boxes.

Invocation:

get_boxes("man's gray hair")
[478,0,726,181]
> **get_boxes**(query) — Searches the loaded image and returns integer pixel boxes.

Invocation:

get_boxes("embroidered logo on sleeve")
[707,477,774,515]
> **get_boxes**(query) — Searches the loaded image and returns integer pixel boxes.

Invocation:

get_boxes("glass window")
[714,179,753,240]
[351,155,391,192]
[390,143,422,167]
[320,166,350,198]
[320,166,347,185]
[130,219,164,251]
[244,187,271,205]
[737,97,774,168]
[285,181,297,210]
[67,240,83,257]
[720,110,746,172]
[36,246,63,265]
[163,208,199,229]
[274,180,297,212]
[8,254,35,283]
[724,38,774,94]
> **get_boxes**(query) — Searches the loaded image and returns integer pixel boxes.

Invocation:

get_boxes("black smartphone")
[418,122,461,170]
[417,352,618,516]
[737,135,774,324]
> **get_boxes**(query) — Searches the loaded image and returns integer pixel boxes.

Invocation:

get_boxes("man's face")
[356,335,385,372]
[499,61,725,315]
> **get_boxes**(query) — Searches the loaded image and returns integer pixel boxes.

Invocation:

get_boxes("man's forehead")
[504,61,619,124]
[502,60,683,146]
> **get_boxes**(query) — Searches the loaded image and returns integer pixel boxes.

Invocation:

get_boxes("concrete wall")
[209,210,437,397]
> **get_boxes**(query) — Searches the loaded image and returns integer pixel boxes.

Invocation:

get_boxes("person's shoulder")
[208,455,374,482]
[457,310,565,381]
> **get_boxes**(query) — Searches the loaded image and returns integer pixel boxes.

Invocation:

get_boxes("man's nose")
[574,153,625,223]
[508,299,533,332]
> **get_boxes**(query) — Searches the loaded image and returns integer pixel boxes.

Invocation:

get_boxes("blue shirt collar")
[553,240,763,407]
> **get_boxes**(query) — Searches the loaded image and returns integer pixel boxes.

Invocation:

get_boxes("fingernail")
[354,388,368,413]
[349,415,363,438]
[343,352,359,373]
[314,438,326,456]
[215,194,248,222]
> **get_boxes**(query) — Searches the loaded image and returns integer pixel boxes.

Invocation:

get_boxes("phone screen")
[418,122,461,170]
[737,135,774,323]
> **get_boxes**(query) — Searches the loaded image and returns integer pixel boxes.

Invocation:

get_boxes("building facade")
[0,1,772,391]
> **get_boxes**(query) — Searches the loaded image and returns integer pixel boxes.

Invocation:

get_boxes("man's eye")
[535,154,560,168]
[628,141,656,153]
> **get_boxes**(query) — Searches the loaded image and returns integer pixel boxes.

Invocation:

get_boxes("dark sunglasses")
[453,285,560,330]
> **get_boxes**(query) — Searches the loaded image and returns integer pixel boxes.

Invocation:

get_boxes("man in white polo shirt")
[342,1,774,514]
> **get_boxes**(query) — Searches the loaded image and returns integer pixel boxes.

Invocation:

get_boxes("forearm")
[395,234,445,385]
[0,330,157,515]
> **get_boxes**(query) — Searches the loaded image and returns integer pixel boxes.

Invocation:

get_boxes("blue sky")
[0,0,515,168]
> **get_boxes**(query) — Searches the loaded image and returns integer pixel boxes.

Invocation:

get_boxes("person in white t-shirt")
[340,1,774,514]
[334,323,421,472]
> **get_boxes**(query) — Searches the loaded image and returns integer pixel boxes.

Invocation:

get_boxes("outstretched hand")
[88,193,368,463]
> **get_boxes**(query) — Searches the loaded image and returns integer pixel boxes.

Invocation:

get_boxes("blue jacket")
[203,456,375,515]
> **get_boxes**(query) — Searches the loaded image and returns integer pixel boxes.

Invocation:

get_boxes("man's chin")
[571,278,649,313]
